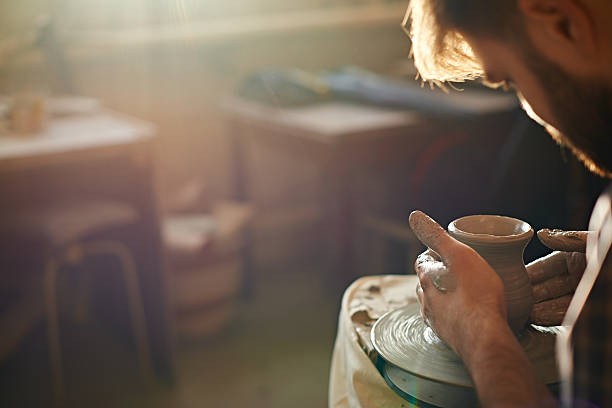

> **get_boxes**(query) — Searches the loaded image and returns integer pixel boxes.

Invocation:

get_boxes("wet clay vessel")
[448,215,535,333]
[372,215,559,407]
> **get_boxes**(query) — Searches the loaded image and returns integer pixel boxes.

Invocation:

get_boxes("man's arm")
[458,317,554,408]
[410,211,556,407]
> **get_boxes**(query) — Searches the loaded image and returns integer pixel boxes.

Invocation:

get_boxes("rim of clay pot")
[448,215,533,244]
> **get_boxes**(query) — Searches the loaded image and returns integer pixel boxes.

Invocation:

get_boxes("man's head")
[404,0,612,178]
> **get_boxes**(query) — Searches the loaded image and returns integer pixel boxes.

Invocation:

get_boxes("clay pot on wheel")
[448,215,535,333]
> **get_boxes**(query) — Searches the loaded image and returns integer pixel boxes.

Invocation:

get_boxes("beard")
[521,49,612,179]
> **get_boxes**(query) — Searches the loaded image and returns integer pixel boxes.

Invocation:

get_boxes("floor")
[0,260,340,408]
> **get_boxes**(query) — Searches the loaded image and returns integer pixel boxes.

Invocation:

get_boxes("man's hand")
[409,211,556,407]
[527,229,587,326]
[409,210,507,355]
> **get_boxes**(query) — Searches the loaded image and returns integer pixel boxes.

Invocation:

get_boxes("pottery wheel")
[371,304,560,406]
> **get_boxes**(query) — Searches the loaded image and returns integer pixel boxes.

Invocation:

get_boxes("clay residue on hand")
[431,271,457,293]
[530,294,572,326]
[409,210,446,251]
[415,249,442,269]
[532,272,581,302]
[527,252,567,283]
[537,229,587,252]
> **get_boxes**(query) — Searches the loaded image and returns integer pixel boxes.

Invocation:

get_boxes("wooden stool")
[1,201,153,405]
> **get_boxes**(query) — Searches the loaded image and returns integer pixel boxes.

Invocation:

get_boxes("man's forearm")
[457,319,556,408]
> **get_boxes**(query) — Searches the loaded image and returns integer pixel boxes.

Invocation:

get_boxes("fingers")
[530,294,572,326]
[415,281,436,329]
[416,281,424,305]
[527,251,586,284]
[566,251,587,278]
[527,251,569,284]
[409,211,462,263]
[414,250,447,287]
[537,229,588,253]
[527,251,586,290]
[532,270,582,302]
[416,249,441,263]
[414,252,447,327]
[415,249,441,280]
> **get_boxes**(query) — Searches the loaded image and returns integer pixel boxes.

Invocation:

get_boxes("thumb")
[537,229,588,253]
[409,210,463,263]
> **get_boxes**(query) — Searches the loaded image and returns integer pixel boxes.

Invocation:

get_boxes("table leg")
[130,155,175,384]
[229,125,255,299]
[322,163,356,293]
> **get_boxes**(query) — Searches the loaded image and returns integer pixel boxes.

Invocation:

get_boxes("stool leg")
[112,243,153,382]
[44,258,65,405]
[81,242,153,383]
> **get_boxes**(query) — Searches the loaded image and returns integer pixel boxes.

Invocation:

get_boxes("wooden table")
[0,109,175,382]
[224,98,517,290]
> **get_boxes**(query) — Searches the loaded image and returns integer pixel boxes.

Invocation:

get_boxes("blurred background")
[0,1,607,407]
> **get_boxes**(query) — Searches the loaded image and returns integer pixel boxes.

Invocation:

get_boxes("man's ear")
[517,0,597,57]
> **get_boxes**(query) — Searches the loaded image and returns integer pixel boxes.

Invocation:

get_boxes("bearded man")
[329,1,612,407]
